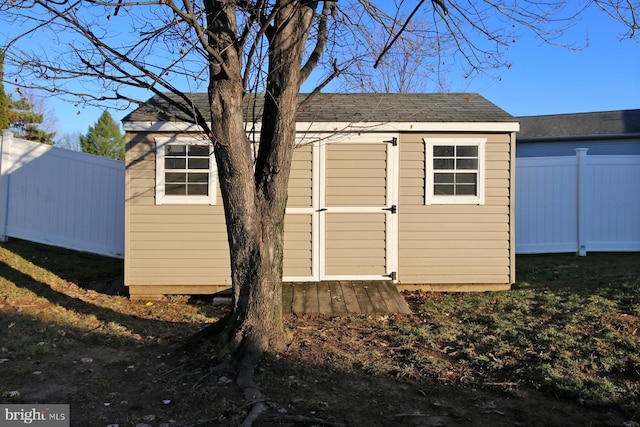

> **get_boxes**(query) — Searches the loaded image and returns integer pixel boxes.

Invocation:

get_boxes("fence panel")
[0,131,124,258]
[516,150,640,254]
[515,156,579,253]
[587,156,640,251]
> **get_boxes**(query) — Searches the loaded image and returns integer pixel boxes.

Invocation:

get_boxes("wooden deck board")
[317,282,333,314]
[339,281,362,314]
[282,281,411,315]
[329,282,348,314]
[303,283,319,313]
[352,283,376,314]
[365,283,390,313]
[289,283,305,314]
[282,283,294,313]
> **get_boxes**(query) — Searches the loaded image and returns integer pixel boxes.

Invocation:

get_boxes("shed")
[122,93,519,300]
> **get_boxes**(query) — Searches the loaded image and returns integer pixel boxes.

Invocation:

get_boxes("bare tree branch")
[300,1,336,85]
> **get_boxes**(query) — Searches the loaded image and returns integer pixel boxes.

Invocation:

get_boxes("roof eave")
[122,120,520,133]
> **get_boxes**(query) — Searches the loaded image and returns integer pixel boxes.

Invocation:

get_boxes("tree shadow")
[2,238,126,295]
[0,256,216,346]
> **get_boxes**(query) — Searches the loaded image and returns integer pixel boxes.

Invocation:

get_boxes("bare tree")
[1,0,637,420]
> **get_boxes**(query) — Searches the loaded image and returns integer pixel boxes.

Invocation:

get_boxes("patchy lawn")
[1,239,639,426]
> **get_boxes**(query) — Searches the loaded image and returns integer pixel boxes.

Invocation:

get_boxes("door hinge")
[384,137,398,146]
[386,271,397,281]
[382,204,397,214]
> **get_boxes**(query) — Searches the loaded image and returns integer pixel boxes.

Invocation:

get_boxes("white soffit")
[123,120,520,133]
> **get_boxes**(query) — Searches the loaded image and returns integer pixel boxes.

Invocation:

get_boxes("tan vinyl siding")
[283,213,313,277]
[326,144,387,207]
[325,213,386,276]
[398,132,513,286]
[288,145,313,208]
[283,144,314,278]
[125,133,231,291]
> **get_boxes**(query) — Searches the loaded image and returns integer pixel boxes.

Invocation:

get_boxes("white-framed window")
[424,138,486,205]
[155,137,217,205]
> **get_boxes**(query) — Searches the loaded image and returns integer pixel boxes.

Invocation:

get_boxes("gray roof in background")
[518,109,640,140]
[122,92,516,124]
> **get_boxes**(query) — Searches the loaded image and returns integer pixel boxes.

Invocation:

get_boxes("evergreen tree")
[80,111,125,160]
[0,51,9,130]
[9,95,56,144]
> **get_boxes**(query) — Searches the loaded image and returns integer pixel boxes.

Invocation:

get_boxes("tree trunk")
[202,1,316,379]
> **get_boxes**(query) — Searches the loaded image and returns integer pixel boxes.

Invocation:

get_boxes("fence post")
[576,148,589,256]
[0,130,12,242]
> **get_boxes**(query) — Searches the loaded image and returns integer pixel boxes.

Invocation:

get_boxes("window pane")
[165,158,186,169]
[187,183,209,195]
[434,184,454,195]
[188,158,209,169]
[433,146,454,156]
[434,173,454,183]
[188,172,209,183]
[434,159,454,169]
[165,183,186,195]
[165,172,186,183]
[166,145,186,156]
[456,173,477,184]
[456,158,478,170]
[456,146,478,157]
[189,145,209,156]
[456,183,477,195]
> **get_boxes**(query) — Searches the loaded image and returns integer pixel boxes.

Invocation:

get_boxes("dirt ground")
[2,277,636,427]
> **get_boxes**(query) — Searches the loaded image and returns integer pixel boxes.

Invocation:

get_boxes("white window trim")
[155,137,217,205]
[424,138,486,205]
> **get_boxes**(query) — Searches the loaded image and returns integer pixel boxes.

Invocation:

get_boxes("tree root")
[174,418,219,427]
[240,400,268,427]
[172,313,322,427]
[265,414,347,426]
[173,313,232,351]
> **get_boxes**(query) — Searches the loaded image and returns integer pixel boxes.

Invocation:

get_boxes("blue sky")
[461,10,640,117]
[43,7,639,138]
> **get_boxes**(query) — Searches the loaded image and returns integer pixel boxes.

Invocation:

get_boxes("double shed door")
[283,134,399,282]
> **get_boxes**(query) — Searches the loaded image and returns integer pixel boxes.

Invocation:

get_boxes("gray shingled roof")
[518,109,640,139]
[122,92,515,124]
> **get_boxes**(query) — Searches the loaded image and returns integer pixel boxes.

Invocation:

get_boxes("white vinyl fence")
[516,149,640,255]
[0,130,124,258]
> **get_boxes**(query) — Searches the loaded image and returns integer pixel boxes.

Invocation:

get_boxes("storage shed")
[122,93,519,300]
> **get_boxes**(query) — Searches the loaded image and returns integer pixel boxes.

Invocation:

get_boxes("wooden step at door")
[282,281,411,315]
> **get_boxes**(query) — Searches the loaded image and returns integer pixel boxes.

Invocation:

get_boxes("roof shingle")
[122,92,516,124]
[518,109,640,139]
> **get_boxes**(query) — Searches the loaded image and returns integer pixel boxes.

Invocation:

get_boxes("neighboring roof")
[518,109,640,140]
[122,92,517,131]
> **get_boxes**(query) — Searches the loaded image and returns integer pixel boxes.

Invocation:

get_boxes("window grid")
[155,137,217,205]
[424,138,485,205]
[164,144,211,196]
[433,145,479,196]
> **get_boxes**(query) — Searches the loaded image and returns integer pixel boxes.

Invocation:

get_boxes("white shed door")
[319,137,399,280]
